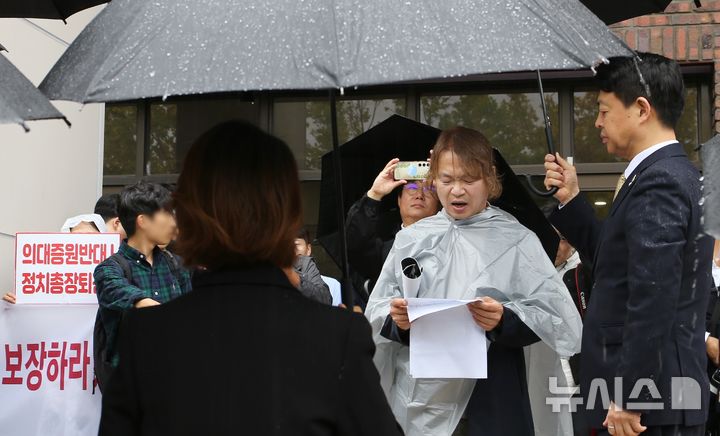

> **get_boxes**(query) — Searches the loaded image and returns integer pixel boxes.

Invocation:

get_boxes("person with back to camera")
[99,120,403,436]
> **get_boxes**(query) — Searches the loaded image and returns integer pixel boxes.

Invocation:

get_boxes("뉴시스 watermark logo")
[546,376,702,412]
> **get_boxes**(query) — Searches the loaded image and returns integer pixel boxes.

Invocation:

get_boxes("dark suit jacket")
[99,265,403,436]
[551,143,713,428]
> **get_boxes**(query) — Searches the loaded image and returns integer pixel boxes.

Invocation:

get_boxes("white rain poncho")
[365,206,582,435]
[525,251,582,436]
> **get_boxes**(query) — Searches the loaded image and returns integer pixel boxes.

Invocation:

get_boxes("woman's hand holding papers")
[390,298,410,330]
[467,297,504,331]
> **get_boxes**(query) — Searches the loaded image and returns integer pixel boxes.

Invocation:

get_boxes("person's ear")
[636,97,652,123]
[307,244,312,256]
[136,214,145,232]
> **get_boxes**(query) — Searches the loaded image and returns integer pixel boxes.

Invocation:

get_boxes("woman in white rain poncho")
[365,127,582,436]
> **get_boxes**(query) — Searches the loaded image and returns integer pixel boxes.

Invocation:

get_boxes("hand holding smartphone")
[394,161,430,181]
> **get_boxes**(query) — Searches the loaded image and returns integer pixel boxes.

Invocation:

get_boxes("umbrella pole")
[329,89,355,308]
[524,70,559,197]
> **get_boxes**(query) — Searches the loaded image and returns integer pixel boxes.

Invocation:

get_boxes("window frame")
[272,93,409,180]
[102,64,715,193]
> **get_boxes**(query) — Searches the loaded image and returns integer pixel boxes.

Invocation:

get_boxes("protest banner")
[0,304,100,436]
[15,233,120,304]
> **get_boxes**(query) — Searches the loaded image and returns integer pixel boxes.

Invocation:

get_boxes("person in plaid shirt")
[93,182,192,390]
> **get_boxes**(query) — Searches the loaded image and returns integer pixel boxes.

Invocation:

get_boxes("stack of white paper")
[406,298,488,379]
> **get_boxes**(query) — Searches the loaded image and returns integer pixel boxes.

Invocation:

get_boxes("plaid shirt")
[94,242,192,366]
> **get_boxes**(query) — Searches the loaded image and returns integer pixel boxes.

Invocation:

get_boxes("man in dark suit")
[544,53,713,436]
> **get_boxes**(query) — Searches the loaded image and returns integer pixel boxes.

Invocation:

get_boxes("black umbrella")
[317,115,560,266]
[39,0,633,102]
[39,0,633,307]
[580,0,700,25]
[0,0,109,20]
[0,49,68,131]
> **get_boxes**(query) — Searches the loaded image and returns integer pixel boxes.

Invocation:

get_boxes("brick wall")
[609,0,720,133]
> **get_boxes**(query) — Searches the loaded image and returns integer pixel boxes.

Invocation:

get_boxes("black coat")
[99,265,403,436]
[551,143,713,428]
[561,262,594,382]
[346,195,399,298]
[294,255,332,305]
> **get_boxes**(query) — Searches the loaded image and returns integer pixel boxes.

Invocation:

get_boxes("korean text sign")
[15,233,120,304]
[0,304,101,436]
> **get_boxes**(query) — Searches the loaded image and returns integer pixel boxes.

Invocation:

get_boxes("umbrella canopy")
[317,115,560,265]
[579,0,676,25]
[40,0,632,103]
[701,134,720,239]
[0,51,68,131]
[0,0,108,20]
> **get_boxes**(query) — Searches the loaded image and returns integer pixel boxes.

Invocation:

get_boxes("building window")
[273,97,407,174]
[676,84,700,161]
[147,103,178,175]
[103,69,713,205]
[585,191,614,219]
[573,91,620,164]
[102,96,260,184]
[103,105,137,176]
[420,92,559,165]
[573,84,702,164]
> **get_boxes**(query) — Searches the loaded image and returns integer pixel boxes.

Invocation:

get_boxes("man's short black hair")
[595,52,685,130]
[297,227,311,244]
[94,194,121,222]
[119,182,172,238]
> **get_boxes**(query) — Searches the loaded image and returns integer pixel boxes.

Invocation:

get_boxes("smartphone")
[394,161,430,180]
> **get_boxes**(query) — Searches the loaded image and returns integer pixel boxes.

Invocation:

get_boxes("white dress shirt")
[623,139,678,178]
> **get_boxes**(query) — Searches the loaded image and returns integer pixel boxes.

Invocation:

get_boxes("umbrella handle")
[526,70,559,198]
[523,174,558,197]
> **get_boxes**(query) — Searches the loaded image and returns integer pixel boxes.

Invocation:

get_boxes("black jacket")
[561,261,593,320]
[707,287,720,340]
[346,195,399,297]
[99,265,403,436]
[551,143,713,428]
[294,255,332,305]
[561,262,594,382]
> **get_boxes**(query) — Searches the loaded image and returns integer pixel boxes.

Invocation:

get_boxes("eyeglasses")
[403,183,436,195]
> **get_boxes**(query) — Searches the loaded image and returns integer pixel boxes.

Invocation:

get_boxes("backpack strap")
[160,249,186,289]
[108,253,133,284]
[108,249,184,290]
